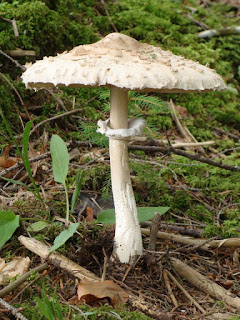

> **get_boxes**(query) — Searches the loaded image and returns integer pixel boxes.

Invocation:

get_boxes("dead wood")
[0,297,28,320]
[198,26,240,38]
[141,228,240,250]
[7,49,36,57]
[171,257,240,311]
[0,263,48,298]
[18,236,99,281]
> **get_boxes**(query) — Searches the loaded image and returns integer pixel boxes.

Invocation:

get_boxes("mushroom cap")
[22,33,226,93]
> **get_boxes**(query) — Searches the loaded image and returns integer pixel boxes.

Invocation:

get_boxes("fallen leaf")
[86,207,94,222]
[77,278,128,307]
[0,257,30,285]
[0,145,20,169]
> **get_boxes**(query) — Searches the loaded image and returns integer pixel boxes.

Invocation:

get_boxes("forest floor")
[0,0,240,319]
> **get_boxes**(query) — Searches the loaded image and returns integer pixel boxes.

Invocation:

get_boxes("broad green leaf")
[0,210,20,249]
[27,221,49,232]
[50,135,69,184]
[97,207,170,225]
[49,223,79,252]
[71,171,84,213]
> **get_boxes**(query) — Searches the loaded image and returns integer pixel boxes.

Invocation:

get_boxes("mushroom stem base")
[110,138,143,264]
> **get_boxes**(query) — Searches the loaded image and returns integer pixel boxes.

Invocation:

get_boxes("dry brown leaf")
[0,145,20,169]
[77,278,128,307]
[86,207,94,222]
[0,257,30,285]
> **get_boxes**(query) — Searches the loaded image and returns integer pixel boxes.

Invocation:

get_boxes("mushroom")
[21,33,226,264]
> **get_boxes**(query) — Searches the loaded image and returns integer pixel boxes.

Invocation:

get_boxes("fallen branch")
[198,26,240,38]
[171,257,240,311]
[141,228,240,250]
[18,236,99,281]
[0,263,48,298]
[7,49,36,57]
[128,145,240,172]
[0,297,28,320]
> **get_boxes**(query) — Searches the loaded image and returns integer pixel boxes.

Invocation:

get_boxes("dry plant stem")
[163,270,178,308]
[18,236,99,281]
[0,263,48,298]
[109,87,142,264]
[171,257,240,311]
[0,297,28,320]
[165,269,206,314]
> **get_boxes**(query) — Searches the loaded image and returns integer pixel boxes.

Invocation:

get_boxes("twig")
[213,127,240,141]
[128,145,240,172]
[198,26,240,38]
[18,236,99,281]
[168,99,207,155]
[100,0,118,32]
[171,257,240,311]
[29,109,83,136]
[163,270,178,308]
[0,16,19,38]
[0,49,26,71]
[0,297,28,320]
[187,13,210,30]
[39,88,68,111]
[0,152,50,178]
[0,263,48,298]
[7,49,35,57]
[165,269,206,314]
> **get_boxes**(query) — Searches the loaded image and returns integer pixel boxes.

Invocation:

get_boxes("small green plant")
[49,134,85,252]
[36,285,64,320]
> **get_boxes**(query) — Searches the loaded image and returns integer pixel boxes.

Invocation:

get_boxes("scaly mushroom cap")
[22,33,226,93]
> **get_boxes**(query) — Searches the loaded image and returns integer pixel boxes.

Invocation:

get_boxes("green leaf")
[27,221,49,232]
[49,223,79,252]
[50,135,69,184]
[71,171,84,213]
[0,210,20,249]
[97,207,170,225]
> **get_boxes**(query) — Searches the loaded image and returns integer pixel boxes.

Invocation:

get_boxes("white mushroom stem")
[109,87,143,264]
